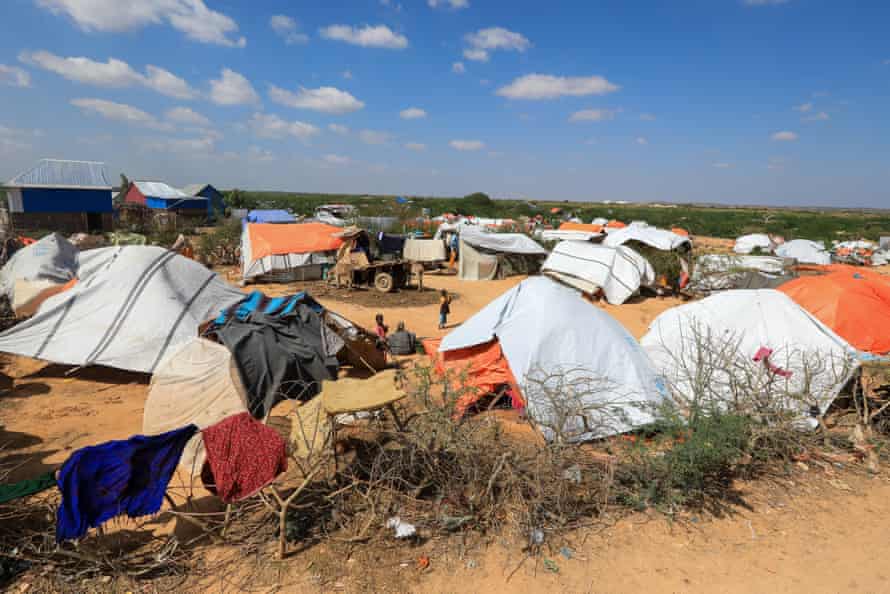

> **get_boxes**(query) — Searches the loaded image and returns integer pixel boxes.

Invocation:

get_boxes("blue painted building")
[3,159,113,233]
[182,184,225,219]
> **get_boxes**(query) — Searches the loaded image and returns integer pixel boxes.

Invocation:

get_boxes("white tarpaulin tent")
[694,254,788,276]
[143,337,250,474]
[641,289,858,424]
[0,246,245,373]
[440,276,668,441]
[602,226,691,251]
[542,241,655,304]
[775,239,831,265]
[734,233,774,254]
[0,233,79,315]
[458,227,547,280]
[538,229,603,243]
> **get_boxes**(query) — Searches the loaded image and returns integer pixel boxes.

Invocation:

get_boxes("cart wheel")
[374,272,395,293]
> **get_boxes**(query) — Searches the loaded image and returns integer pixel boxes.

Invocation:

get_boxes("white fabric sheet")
[603,226,691,251]
[542,241,654,304]
[775,239,831,265]
[733,233,774,254]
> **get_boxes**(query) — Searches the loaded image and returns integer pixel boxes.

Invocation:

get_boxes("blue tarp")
[145,197,209,211]
[20,188,112,213]
[246,210,295,223]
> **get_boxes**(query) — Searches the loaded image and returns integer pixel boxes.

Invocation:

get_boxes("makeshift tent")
[691,254,795,292]
[592,217,609,226]
[0,232,79,315]
[832,240,888,267]
[241,222,343,281]
[0,246,245,373]
[695,254,789,276]
[602,226,691,252]
[404,238,447,262]
[641,289,858,423]
[539,222,604,243]
[691,269,796,293]
[605,220,627,229]
[458,227,547,281]
[775,239,831,265]
[779,271,890,354]
[245,209,295,224]
[542,241,655,304]
[671,228,690,237]
[143,338,250,475]
[734,234,774,254]
[438,276,668,441]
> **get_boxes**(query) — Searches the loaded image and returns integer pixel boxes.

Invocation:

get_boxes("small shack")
[3,158,113,234]
[123,181,209,226]
[181,183,225,218]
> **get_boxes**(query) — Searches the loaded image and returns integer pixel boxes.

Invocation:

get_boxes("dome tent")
[641,289,858,424]
[438,276,668,441]
[775,239,831,265]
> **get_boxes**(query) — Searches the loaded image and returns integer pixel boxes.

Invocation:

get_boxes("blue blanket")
[56,425,197,542]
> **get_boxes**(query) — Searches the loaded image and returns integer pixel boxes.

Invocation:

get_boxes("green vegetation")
[232,190,890,242]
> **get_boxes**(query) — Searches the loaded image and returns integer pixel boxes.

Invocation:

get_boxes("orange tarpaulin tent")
[671,227,689,237]
[779,270,890,354]
[605,220,626,229]
[246,222,344,260]
[422,338,522,417]
[559,222,604,233]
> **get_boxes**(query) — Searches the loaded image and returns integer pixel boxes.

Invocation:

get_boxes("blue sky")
[0,0,887,206]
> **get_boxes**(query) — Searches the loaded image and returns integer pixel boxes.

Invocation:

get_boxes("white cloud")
[742,0,790,5]
[209,68,259,105]
[464,28,531,62]
[0,125,39,154]
[143,135,217,153]
[37,0,246,47]
[635,137,648,145]
[771,130,798,141]
[804,111,830,121]
[639,113,656,121]
[450,139,484,151]
[359,129,391,145]
[452,61,466,74]
[0,64,31,88]
[247,145,275,161]
[269,15,309,45]
[496,74,620,100]
[328,123,349,135]
[269,85,364,114]
[70,97,172,130]
[400,107,427,120]
[713,162,732,169]
[323,153,351,165]
[768,157,786,170]
[20,50,196,98]
[248,112,319,141]
[319,24,408,49]
[794,102,813,113]
[342,70,353,79]
[165,106,210,126]
[568,108,619,122]
[428,0,469,9]
[404,142,426,151]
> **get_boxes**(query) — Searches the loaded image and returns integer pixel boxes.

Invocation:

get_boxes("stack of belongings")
[0,233,79,317]
[425,276,668,440]
[541,241,655,304]
[689,253,796,294]
[641,289,859,430]
[775,239,831,265]
[458,226,548,280]
[0,245,245,373]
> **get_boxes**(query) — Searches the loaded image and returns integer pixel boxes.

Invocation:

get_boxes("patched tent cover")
[542,241,655,304]
[775,239,831,265]
[241,222,344,280]
[0,246,245,373]
[143,338,250,474]
[734,233,774,254]
[0,233,79,314]
[641,289,858,422]
[458,227,548,281]
[602,225,691,252]
[439,276,668,441]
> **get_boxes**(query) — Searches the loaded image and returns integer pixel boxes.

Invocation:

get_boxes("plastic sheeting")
[775,239,831,265]
[241,223,343,280]
[695,254,789,276]
[440,276,668,441]
[542,241,655,304]
[734,234,774,254]
[641,289,858,421]
[143,338,250,475]
[539,229,602,243]
[0,233,79,314]
[459,226,547,255]
[602,226,691,252]
[245,210,295,224]
[403,238,446,262]
[0,246,245,373]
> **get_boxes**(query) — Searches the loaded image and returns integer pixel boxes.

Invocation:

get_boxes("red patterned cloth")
[201,412,288,503]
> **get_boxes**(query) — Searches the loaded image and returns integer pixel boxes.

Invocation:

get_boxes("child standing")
[438,290,452,330]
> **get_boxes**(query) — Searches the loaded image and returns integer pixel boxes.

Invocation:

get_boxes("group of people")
[374,289,453,357]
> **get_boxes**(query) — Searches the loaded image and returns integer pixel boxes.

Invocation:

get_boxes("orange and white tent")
[241,222,344,281]
[779,270,890,354]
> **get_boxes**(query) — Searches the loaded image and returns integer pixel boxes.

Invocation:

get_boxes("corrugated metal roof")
[133,181,192,200]
[6,159,111,189]
[181,183,211,196]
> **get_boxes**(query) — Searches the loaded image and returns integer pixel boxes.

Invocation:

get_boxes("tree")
[119,174,129,191]
[224,188,255,209]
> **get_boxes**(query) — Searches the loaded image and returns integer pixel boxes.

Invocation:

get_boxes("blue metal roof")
[246,209,295,223]
[6,159,111,189]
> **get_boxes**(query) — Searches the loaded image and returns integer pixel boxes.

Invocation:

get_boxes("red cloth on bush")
[201,412,287,502]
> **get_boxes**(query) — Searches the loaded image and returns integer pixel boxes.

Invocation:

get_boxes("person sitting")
[387,321,417,356]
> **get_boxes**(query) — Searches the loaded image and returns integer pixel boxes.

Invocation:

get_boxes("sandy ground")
[3,270,890,593]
